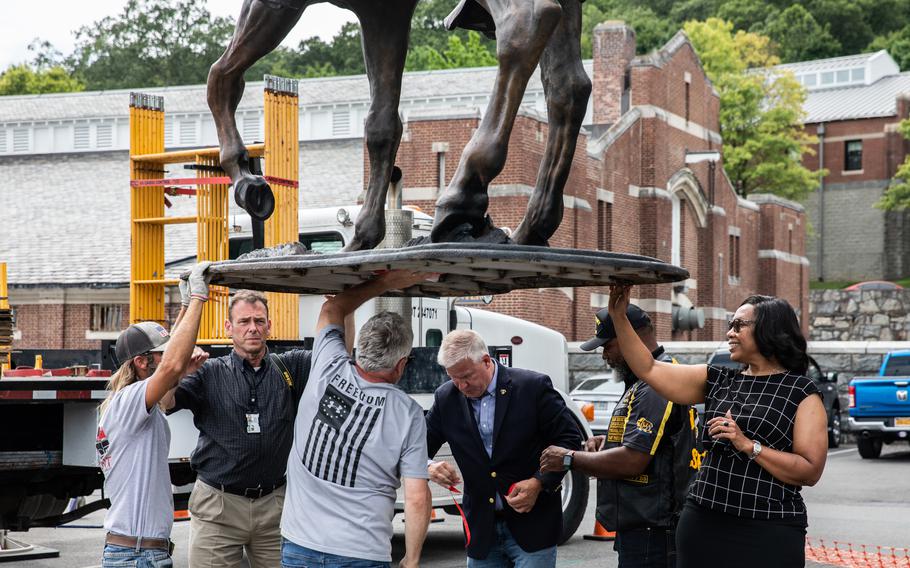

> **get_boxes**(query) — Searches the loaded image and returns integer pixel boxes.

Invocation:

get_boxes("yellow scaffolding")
[128,76,300,342]
[0,262,11,372]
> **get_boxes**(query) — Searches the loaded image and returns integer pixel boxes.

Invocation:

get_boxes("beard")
[610,361,635,385]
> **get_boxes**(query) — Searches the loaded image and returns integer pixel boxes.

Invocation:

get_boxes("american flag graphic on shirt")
[302,383,383,487]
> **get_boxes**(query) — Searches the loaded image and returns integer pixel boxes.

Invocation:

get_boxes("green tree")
[685,18,821,200]
[406,31,498,70]
[762,5,841,62]
[715,0,778,34]
[805,0,873,55]
[67,0,236,89]
[0,40,83,95]
[0,64,84,95]
[868,26,910,70]
[272,23,366,78]
[877,119,910,210]
[581,0,676,57]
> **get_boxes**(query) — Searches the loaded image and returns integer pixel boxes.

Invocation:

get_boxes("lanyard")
[237,358,266,411]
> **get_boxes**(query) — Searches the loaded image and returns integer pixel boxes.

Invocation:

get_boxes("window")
[229,231,345,260]
[13,128,29,152]
[242,116,261,142]
[821,71,834,85]
[91,305,123,332]
[425,329,443,347]
[851,68,865,82]
[620,69,631,116]
[179,120,196,145]
[96,124,113,148]
[845,140,862,171]
[729,235,741,278]
[836,69,849,83]
[597,201,612,251]
[332,111,351,136]
[803,74,817,87]
[684,81,690,122]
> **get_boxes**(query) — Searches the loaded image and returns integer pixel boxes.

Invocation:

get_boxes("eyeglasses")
[727,318,755,333]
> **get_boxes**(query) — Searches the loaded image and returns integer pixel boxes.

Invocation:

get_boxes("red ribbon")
[447,485,471,548]
[130,175,299,188]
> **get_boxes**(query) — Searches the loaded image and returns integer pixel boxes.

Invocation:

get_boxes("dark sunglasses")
[727,318,755,333]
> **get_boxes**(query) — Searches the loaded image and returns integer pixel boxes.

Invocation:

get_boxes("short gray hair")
[438,329,488,368]
[356,312,414,372]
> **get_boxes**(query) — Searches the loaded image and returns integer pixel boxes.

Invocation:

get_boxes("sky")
[0,0,356,70]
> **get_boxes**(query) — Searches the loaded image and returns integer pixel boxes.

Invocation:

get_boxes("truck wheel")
[857,437,882,459]
[558,468,589,545]
[827,407,842,448]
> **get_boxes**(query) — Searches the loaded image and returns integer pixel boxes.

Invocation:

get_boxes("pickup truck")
[848,351,910,459]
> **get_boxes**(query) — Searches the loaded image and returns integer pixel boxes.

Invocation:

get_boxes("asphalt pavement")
[4,443,908,567]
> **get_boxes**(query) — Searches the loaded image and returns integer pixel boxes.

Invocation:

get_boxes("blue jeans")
[614,528,675,568]
[466,520,557,568]
[281,538,391,568]
[101,544,172,568]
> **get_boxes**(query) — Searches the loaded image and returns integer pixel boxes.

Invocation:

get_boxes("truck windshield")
[229,231,344,259]
[883,355,910,376]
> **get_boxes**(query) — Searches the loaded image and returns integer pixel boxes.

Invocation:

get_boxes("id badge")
[245,413,261,434]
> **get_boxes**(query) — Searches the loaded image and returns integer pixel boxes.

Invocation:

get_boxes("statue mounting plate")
[206,243,689,297]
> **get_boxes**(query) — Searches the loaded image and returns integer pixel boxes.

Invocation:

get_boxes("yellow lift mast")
[0,262,12,372]
[128,76,300,343]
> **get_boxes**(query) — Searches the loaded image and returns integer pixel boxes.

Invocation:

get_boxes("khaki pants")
[188,479,285,568]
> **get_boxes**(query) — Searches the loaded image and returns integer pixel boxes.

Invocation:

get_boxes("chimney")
[593,21,636,126]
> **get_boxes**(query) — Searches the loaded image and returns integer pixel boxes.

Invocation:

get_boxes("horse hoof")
[509,226,549,247]
[234,175,275,221]
[343,235,380,252]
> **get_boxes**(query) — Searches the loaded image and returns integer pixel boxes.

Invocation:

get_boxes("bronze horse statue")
[208,0,591,250]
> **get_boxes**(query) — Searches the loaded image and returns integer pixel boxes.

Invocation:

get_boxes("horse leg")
[344,1,416,251]
[510,0,590,246]
[430,0,563,243]
[207,0,306,220]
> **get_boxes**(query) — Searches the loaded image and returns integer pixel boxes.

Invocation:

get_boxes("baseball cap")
[115,321,170,365]
[579,305,652,351]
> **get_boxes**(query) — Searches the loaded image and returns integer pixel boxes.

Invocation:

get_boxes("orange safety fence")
[806,537,910,567]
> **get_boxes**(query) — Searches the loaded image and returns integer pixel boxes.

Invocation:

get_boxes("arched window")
[667,169,708,267]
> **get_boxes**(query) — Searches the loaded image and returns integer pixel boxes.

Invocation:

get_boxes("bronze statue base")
[205,243,689,297]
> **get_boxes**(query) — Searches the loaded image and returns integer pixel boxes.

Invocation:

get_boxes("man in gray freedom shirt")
[281,270,433,568]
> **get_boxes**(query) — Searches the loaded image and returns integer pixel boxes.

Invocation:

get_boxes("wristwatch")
[749,440,762,460]
[563,451,575,471]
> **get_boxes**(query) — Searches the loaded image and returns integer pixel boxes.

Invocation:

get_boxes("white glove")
[178,277,191,307]
[189,261,213,302]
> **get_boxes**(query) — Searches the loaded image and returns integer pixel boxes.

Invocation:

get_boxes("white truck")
[0,205,591,547]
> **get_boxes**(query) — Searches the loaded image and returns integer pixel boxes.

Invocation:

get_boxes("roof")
[775,52,883,75]
[0,153,198,287]
[0,62,597,124]
[802,72,910,123]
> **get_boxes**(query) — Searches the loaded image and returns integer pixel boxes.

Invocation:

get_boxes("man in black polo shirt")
[541,306,699,568]
[170,289,330,567]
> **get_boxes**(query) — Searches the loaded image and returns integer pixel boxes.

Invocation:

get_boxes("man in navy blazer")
[426,329,583,566]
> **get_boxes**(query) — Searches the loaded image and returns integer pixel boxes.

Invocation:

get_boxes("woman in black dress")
[607,285,828,568]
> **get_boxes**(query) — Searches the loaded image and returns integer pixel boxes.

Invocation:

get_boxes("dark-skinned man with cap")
[540,305,700,568]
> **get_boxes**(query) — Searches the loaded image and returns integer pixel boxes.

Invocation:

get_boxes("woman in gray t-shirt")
[96,265,209,567]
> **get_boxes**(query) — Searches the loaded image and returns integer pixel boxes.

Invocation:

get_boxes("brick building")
[0,21,807,350]
[776,51,910,282]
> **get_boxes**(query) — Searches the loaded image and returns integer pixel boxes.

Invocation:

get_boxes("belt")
[105,533,172,553]
[201,477,286,499]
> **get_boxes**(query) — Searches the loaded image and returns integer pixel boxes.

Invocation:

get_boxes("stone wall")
[809,290,910,341]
